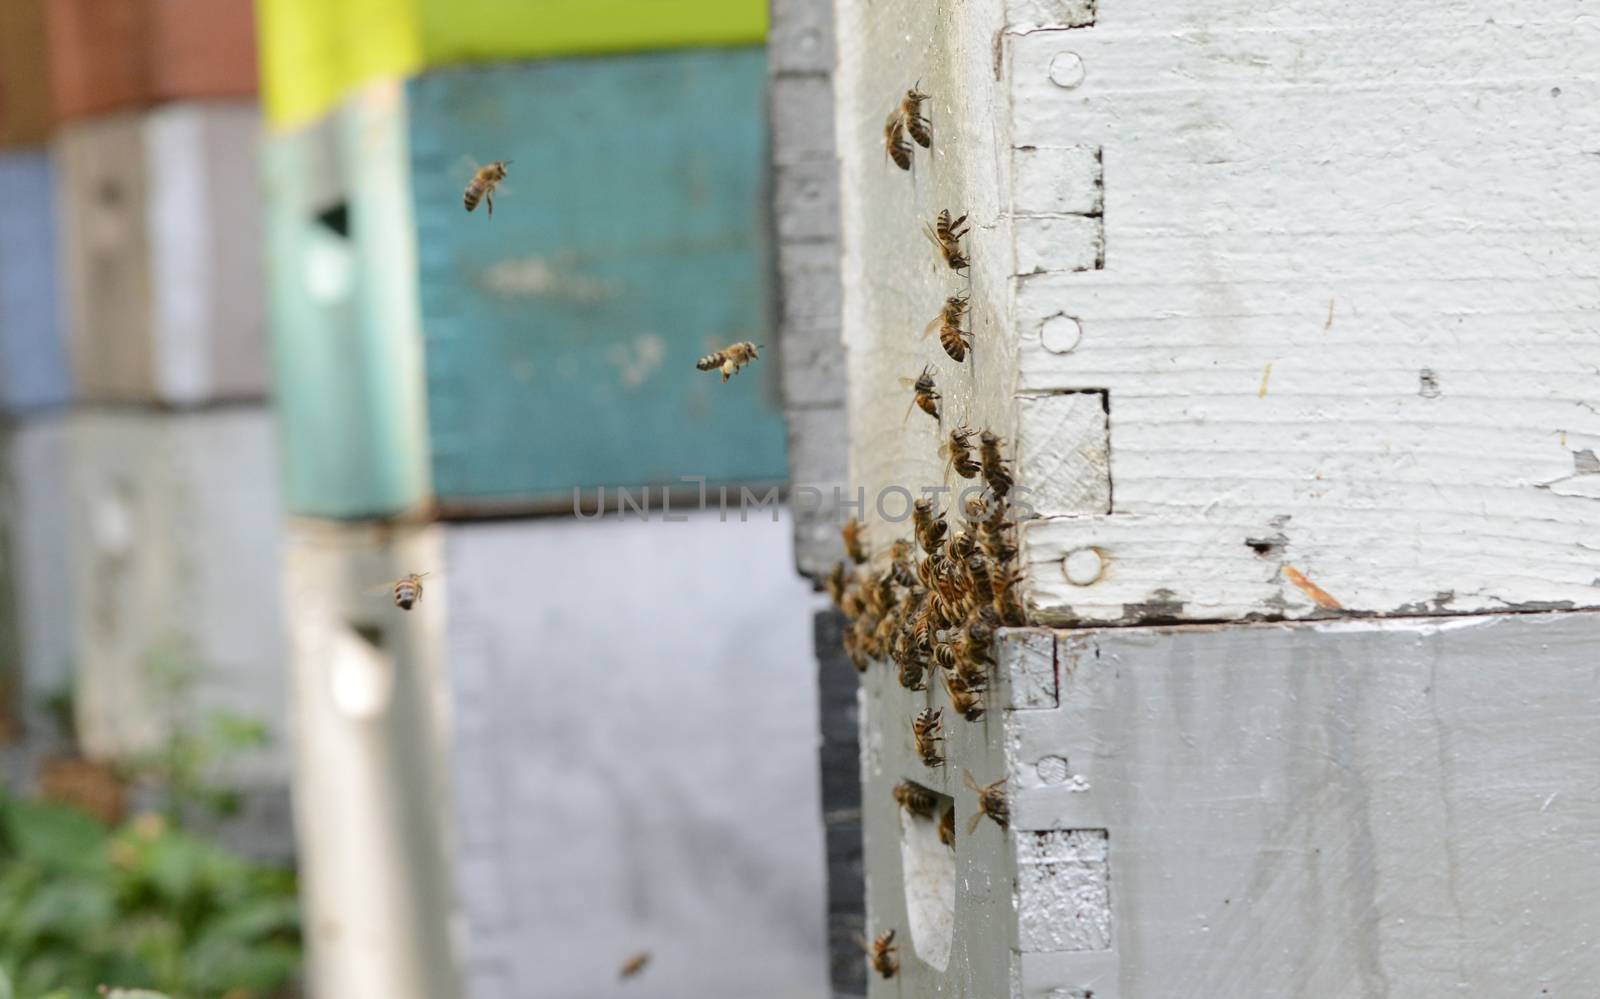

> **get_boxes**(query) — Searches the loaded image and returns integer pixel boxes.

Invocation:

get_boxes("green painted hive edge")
[259,0,769,129]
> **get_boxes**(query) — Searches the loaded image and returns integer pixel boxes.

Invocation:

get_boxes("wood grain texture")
[1003,11,1600,623]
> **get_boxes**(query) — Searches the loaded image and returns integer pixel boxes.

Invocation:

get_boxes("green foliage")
[0,797,299,999]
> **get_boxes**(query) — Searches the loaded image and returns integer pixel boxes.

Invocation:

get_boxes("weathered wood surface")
[836,0,1600,624]
[860,611,1600,997]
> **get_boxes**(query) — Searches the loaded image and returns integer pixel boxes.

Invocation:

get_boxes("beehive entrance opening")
[899,783,956,971]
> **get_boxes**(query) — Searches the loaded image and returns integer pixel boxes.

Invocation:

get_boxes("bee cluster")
[846,78,1024,982]
[826,426,1022,721]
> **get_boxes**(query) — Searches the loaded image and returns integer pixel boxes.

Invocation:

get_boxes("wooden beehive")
[0,0,54,146]
[822,0,1600,995]
[0,151,70,412]
[54,102,268,405]
[66,407,287,787]
[266,51,788,519]
[44,0,257,121]
[257,0,768,126]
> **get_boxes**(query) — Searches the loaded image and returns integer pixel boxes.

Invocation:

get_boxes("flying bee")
[618,952,651,980]
[901,84,932,148]
[696,341,761,381]
[912,708,944,768]
[901,365,941,422]
[964,769,1010,833]
[940,426,981,479]
[860,929,900,979]
[463,160,510,217]
[943,670,985,721]
[939,805,955,848]
[923,209,970,271]
[979,431,1014,497]
[893,780,942,819]
[884,111,912,170]
[912,499,948,554]
[924,295,971,363]
[369,572,430,611]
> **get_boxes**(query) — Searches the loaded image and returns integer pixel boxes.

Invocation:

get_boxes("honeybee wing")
[962,767,982,794]
[966,810,984,836]
[452,154,484,181]
[921,312,945,340]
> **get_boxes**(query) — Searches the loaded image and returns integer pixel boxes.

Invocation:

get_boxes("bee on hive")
[900,84,932,148]
[912,708,945,768]
[924,294,972,362]
[979,430,1015,498]
[924,209,970,271]
[860,928,900,979]
[902,365,942,422]
[463,160,510,217]
[884,111,912,170]
[695,341,761,381]
[893,780,942,820]
[941,427,981,480]
[964,769,1010,833]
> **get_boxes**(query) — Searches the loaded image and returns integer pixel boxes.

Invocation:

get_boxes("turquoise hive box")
[265,48,787,518]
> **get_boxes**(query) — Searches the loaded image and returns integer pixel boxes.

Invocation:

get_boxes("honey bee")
[373,572,429,611]
[941,427,981,479]
[884,111,912,171]
[966,553,995,606]
[979,430,1014,497]
[901,365,941,422]
[901,85,932,148]
[924,295,972,362]
[993,566,1025,624]
[463,160,510,217]
[939,805,956,847]
[893,780,942,820]
[964,769,1010,833]
[889,539,918,588]
[841,518,868,565]
[860,929,900,979]
[696,341,761,381]
[912,498,948,554]
[943,670,985,721]
[923,209,970,271]
[825,561,848,607]
[618,952,651,980]
[912,708,945,768]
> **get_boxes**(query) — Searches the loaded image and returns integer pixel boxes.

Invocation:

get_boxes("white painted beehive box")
[831,0,1600,995]
[835,0,1600,624]
[54,102,267,406]
[66,407,287,784]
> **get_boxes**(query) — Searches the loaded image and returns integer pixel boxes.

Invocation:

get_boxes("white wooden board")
[835,0,1600,624]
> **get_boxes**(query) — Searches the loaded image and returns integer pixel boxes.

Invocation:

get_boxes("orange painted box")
[45,0,258,121]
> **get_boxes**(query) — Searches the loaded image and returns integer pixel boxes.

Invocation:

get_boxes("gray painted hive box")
[0,151,70,414]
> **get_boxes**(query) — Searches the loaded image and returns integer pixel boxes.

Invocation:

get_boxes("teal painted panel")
[406,49,787,509]
[263,83,431,519]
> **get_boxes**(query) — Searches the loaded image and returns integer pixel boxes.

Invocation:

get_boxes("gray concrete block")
[778,239,845,334]
[775,160,841,243]
[771,74,837,166]
[861,612,1600,996]
[770,0,836,76]
[786,406,848,580]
